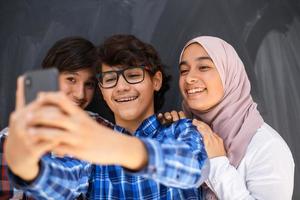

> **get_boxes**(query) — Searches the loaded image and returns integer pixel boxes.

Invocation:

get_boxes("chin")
[187,101,207,112]
[118,110,141,120]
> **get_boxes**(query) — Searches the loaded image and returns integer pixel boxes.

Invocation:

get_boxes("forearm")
[93,128,148,170]
[115,135,148,171]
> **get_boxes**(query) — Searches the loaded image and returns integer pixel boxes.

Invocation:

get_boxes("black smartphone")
[24,68,59,104]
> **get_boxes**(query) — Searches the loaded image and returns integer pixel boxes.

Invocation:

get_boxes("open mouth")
[186,88,206,95]
[115,96,138,103]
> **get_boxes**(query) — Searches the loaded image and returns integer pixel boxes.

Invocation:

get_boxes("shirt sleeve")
[207,137,295,200]
[8,155,92,200]
[130,119,209,189]
[0,130,14,199]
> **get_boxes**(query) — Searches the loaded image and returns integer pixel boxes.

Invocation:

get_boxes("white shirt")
[207,123,295,200]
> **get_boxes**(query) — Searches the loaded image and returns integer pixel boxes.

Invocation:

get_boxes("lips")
[71,98,87,107]
[186,87,206,95]
[115,96,138,103]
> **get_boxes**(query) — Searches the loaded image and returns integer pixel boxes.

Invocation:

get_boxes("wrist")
[11,162,40,182]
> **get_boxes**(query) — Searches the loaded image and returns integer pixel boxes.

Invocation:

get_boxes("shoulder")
[170,118,193,129]
[247,123,292,154]
[166,118,194,131]
[243,123,294,168]
[164,118,200,138]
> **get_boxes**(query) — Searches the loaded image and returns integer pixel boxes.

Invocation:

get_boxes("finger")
[178,111,186,119]
[192,119,214,134]
[192,119,205,130]
[170,110,179,121]
[16,76,25,111]
[33,140,61,159]
[163,112,172,120]
[157,113,166,124]
[52,144,77,158]
[27,106,75,131]
[192,119,209,137]
[157,113,163,119]
[192,119,200,126]
[9,99,47,137]
[37,92,84,116]
[30,127,79,147]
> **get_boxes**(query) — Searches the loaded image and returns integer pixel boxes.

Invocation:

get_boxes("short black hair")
[97,34,170,112]
[42,37,97,72]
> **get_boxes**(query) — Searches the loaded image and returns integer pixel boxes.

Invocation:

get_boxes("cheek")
[178,77,185,94]
[59,81,72,95]
[86,89,95,101]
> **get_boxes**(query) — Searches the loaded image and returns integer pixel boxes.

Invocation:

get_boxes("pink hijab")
[181,36,264,167]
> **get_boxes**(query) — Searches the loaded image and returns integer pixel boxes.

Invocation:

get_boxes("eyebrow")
[62,71,79,76]
[63,71,96,80]
[179,56,213,67]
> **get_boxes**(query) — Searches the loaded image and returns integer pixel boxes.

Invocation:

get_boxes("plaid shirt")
[9,115,209,200]
[0,112,113,200]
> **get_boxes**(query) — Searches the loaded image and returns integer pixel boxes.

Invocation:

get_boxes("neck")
[115,111,155,134]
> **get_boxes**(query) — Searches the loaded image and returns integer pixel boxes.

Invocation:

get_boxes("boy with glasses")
[5,34,209,199]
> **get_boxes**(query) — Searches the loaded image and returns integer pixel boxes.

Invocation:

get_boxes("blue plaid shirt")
[9,115,209,199]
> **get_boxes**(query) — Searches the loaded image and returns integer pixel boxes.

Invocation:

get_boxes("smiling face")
[59,68,96,109]
[179,43,224,112]
[99,63,162,131]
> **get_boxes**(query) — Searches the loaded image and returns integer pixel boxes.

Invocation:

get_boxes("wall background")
[0,0,299,198]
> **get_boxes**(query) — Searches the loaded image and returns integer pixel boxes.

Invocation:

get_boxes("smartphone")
[24,68,59,104]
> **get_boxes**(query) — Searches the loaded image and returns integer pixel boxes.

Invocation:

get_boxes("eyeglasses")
[96,66,150,89]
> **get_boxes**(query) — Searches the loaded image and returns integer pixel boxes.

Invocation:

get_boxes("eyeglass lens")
[101,67,145,88]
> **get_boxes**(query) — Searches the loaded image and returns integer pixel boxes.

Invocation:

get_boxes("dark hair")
[42,37,97,72]
[97,34,170,112]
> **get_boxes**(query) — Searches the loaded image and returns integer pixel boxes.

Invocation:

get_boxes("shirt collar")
[135,114,160,137]
[114,114,161,137]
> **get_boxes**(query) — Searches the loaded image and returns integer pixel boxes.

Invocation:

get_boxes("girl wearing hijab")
[178,36,294,199]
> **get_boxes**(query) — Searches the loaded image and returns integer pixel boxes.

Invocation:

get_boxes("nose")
[185,71,199,84]
[115,75,130,91]
[73,83,85,100]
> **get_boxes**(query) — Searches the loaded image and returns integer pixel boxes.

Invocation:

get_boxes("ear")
[152,71,162,91]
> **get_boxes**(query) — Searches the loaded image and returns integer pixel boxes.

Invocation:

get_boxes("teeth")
[187,88,205,94]
[116,96,138,102]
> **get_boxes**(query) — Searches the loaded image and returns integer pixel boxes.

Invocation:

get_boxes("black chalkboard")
[0,0,299,198]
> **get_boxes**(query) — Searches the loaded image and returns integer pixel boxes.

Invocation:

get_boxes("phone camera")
[25,77,32,87]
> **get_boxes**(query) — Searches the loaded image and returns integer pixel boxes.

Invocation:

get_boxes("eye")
[104,76,117,83]
[127,73,142,79]
[179,69,189,75]
[125,68,143,80]
[66,77,76,84]
[198,65,210,71]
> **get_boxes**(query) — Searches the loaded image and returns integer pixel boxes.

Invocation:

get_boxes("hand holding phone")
[23,68,59,104]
